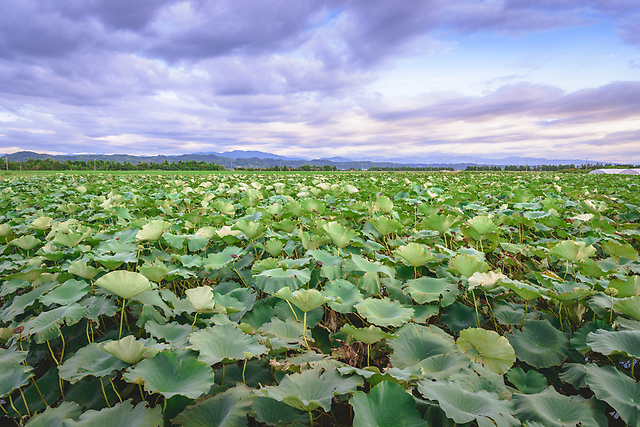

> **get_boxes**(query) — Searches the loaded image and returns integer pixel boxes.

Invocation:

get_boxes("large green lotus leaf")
[211,201,235,216]
[68,261,104,280]
[274,287,337,312]
[136,219,171,241]
[322,221,358,248]
[53,232,89,248]
[28,216,53,231]
[512,387,600,427]
[59,342,128,383]
[213,292,246,315]
[559,363,589,389]
[394,243,435,267]
[440,302,478,334]
[457,328,515,375]
[549,240,596,262]
[232,220,266,240]
[586,329,640,359]
[467,215,500,235]
[355,298,414,327]
[614,295,640,321]
[261,367,361,412]
[24,401,81,427]
[137,263,170,283]
[94,271,154,300]
[389,324,457,369]
[162,232,186,250]
[585,364,640,425]
[91,252,138,270]
[188,324,268,364]
[508,321,569,368]
[351,381,425,427]
[323,279,363,313]
[145,321,193,349]
[0,363,33,397]
[255,268,311,293]
[252,396,307,426]
[173,386,252,427]
[9,235,41,250]
[259,318,308,349]
[123,351,214,400]
[602,240,638,260]
[82,296,119,323]
[417,380,518,426]
[419,353,470,380]
[493,303,538,326]
[23,303,85,343]
[0,281,56,323]
[102,336,147,365]
[341,324,397,345]
[40,279,89,306]
[369,216,402,237]
[404,277,453,304]
[420,213,461,233]
[10,267,45,282]
[305,249,343,280]
[62,400,162,427]
[449,254,490,278]
[608,276,640,298]
[506,368,547,394]
[499,279,549,301]
[203,247,247,270]
[0,349,27,371]
[185,286,216,313]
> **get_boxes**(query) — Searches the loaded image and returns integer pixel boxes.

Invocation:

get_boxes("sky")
[1,0,640,163]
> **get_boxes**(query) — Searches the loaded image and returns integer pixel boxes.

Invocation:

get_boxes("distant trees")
[2,158,225,171]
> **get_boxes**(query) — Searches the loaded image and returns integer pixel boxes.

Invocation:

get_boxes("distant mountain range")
[4,150,612,170]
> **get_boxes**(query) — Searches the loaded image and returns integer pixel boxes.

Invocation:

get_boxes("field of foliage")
[0,170,639,426]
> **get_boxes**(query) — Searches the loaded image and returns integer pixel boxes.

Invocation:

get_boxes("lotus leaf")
[40,279,89,306]
[615,295,640,321]
[394,242,435,267]
[512,386,600,427]
[23,303,85,343]
[23,401,81,427]
[341,324,397,345]
[457,328,515,374]
[351,381,425,427]
[417,380,518,426]
[94,271,154,300]
[102,336,147,365]
[255,268,311,293]
[136,220,171,241]
[584,364,640,426]
[274,287,336,313]
[322,221,358,248]
[0,363,33,398]
[506,368,547,394]
[232,220,266,239]
[404,277,455,304]
[203,247,247,270]
[389,324,457,369]
[62,400,162,427]
[68,261,104,280]
[123,351,214,400]
[145,321,193,349]
[9,235,41,250]
[549,240,596,262]
[508,321,569,368]
[449,254,490,278]
[173,386,253,427]
[59,343,128,383]
[586,329,640,359]
[323,279,363,313]
[467,215,499,235]
[188,324,268,365]
[252,396,307,426]
[355,297,414,327]
[185,286,216,314]
[369,216,402,236]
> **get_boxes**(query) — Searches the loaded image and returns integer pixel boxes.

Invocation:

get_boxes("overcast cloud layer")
[1,0,639,162]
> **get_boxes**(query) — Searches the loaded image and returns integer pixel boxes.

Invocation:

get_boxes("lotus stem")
[86,320,92,344]
[99,377,111,408]
[119,299,126,339]
[46,339,60,365]
[232,261,247,287]
[519,302,528,329]
[309,411,314,427]
[367,344,370,367]
[163,398,167,419]
[242,359,247,384]
[610,295,614,323]
[558,303,564,332]
[472,291,480,327]
[302,312,311,350]
[17,386,30,418]
[484,290,498,331]
[221,364,225,386]
[29,377,48,407]
[8,395,22,420]
[286,300,299,321]
[109,376,123,403]
[59,330,66,362]
[191,312,198,332]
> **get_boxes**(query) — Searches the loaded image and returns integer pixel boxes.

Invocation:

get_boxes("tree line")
[0,158,225,171]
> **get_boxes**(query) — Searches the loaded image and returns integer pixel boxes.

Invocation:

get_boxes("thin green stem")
[46,340,60,365]
[191,312,198,332]
[119,299,126,339]
[8,395,22,421]
[309,411,314,427]
[109,376,123,403]
[99,377,111,408]
[302,312,311,350]
[242,359,247,384]
[472,291,480,327]
[286,300,299,321]
[221,364,225,387]
[18,386,30,418]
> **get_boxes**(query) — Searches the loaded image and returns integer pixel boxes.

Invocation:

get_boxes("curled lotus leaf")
[449,254,490,278]
[614,295,640,321]
[135,220,171,241]
[185,286,216,314]
[188,324,268,365]
[341,324,397,345]
[322,221,358,248]
[274,287,339,313]
[549,240,596,262]
[467,271,508,291]
[586,329,640,359]
[584,364,640,426]
[94,271,155,300]
[68,261,104,280]
[457,328,515,375]
[394,243,435,267]
[9,235,41,250]
[59,342,128,383]
[102,336,148,365]
[506,368,548,395]
[322,279,363,313]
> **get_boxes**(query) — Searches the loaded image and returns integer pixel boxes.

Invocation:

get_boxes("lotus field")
[1,171,640,427]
